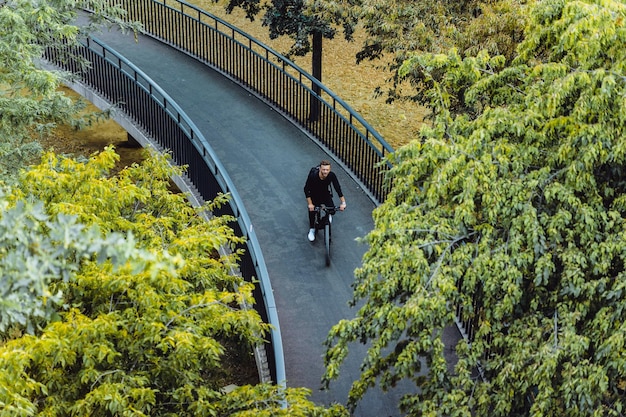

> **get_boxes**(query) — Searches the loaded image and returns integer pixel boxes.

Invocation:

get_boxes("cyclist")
[303,160,346,241]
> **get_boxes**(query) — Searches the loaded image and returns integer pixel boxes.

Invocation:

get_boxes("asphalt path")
[86,24,417,416]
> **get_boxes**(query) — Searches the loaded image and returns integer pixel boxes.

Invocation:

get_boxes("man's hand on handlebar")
[310,202,346,212]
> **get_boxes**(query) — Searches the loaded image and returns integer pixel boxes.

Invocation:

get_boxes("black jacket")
[304,167,343,204]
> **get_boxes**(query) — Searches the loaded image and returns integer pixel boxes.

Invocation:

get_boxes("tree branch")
[164,299,236,329]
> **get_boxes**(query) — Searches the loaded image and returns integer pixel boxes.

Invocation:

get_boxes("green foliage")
[1,148,344,416]
[262,0,334,56]
[457,0,527,61]
[0,0,138,183]
[324,0,626,415]
[355,0,527,103]
[215,384,349,416]
[0,190,158,334]
[262,0,361,57]
[218,0,358,57]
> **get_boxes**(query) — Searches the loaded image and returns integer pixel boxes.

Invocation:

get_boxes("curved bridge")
[45,4,416,416]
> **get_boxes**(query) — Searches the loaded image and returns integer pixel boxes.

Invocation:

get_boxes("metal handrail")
[43,36,286,385]
[110,0,394,204]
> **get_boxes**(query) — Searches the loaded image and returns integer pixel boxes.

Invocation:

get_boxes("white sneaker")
[307,228,315,242]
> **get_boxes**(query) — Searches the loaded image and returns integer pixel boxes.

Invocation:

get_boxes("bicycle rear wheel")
[324,223,331,266]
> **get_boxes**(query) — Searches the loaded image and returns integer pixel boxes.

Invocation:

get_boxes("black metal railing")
[107,0,394,204]
[43,37,286,385]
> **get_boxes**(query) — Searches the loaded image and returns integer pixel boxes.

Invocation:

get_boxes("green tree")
[355,0,527,102]
[323,0,626,415]
[223,0,526,107]
[1,148,347,416]
[217,0,358,120]
[0,190,164,334]
[0,0,137,182]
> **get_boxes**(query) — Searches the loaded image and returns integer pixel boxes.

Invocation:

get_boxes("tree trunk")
[310,30,322,121]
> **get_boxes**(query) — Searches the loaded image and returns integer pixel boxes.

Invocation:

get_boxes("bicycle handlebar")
[314,206,342,211]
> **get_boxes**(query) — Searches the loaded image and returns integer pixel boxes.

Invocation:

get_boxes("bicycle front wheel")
[324,223,331,266]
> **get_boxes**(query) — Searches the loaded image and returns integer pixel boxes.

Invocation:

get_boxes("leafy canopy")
[1,147,348,416]
[323,0,626,415]
[0,190,165,334]
[0,0,138,182]
[365,0,528,102]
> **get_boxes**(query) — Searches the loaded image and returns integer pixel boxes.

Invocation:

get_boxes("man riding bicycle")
[303,160,346,241]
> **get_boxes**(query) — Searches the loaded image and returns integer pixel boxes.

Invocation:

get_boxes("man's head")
[319,160,331,179]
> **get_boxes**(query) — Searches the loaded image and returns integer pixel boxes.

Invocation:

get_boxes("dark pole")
[310,30,322,121]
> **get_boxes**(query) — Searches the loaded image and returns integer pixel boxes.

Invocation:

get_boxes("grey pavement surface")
[87,25,419,416]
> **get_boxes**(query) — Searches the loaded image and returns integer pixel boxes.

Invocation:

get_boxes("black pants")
[309,197,335,228]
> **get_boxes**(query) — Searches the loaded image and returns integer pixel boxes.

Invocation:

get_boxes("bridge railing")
[109,0,394,204]
[43,37,286,385]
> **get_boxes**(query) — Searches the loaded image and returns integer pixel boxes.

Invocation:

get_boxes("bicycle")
[313,204,341,266]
